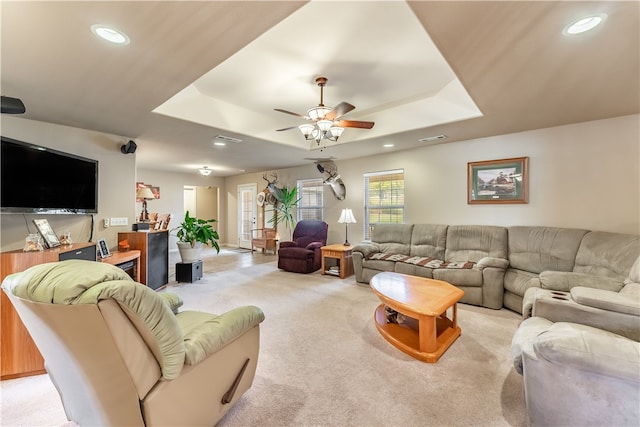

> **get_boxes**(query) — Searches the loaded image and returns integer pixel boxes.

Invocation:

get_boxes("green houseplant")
[172,211,220,262]
[268,186,301,239]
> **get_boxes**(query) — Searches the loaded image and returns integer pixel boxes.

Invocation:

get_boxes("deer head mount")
[314,160,346,200]
[262,172,283,205]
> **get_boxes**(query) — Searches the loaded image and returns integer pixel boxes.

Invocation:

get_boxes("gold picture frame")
[468,157,529,204]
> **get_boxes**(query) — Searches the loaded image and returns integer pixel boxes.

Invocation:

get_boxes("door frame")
[237,183,257,249]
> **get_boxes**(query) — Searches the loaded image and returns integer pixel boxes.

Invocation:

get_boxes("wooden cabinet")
[118,231,168,290]
[0,242,96,380]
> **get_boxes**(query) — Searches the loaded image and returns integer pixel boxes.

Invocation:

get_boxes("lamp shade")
[338,208,356,224]
[136,187,155,200]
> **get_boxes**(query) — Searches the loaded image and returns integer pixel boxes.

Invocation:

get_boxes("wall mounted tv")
[1,136,99,214]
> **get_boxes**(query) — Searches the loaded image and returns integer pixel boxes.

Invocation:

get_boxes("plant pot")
[177,241,203,263]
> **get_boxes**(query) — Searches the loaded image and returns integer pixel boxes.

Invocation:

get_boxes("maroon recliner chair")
[277,220,329,273]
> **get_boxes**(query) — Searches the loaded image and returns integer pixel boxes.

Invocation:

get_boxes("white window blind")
[297,178,324,221]
[364,169,404,240]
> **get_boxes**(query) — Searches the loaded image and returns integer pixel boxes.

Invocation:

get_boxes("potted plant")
[268,185,301,240]
[172,211,220,263]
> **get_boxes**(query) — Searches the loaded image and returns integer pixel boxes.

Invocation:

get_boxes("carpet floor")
[1,259,527,427]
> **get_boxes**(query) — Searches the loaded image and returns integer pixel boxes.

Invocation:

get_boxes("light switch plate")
[110,217,128,226]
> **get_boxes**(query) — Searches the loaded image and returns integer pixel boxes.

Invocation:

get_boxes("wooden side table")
[321,244,354,279]
[101,250,141,282]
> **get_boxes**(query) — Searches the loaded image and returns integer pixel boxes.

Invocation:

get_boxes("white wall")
[2,114,637,252]
[0,116,136,251]
[224,114,640,247]
[135,169,225,250]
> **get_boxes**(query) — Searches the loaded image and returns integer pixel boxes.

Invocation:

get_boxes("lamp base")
[343,241,350,246]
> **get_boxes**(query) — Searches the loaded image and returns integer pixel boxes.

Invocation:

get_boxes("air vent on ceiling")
[419,134,447,142]
[214,135,242,143]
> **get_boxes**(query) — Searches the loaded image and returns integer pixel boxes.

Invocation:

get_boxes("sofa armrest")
[306,241,324,251]
[158,292,183,314]
[539,271,625,293]
[352,242,380,257]
[279,241,297,249]
[476,256,509,270]
[177,305,265,365]
[511,316,553,374]
[570,287,640,316]
[532,322,640,382]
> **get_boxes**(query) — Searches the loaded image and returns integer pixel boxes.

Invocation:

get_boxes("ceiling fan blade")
[324,102,355,121]
[276,125,299,132]
[274,108,308,119]
[334,119,375,129]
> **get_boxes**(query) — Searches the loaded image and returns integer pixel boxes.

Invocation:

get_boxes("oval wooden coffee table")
[370,272,464,363]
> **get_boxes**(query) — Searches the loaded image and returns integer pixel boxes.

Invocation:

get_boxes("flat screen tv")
[1,136,99,214]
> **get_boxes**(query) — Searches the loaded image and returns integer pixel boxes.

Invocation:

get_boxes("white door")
[237,184,257,249]
[183,186,197,217]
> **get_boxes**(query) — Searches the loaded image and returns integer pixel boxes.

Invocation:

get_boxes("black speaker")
[132,222,149,231]
[120,140,137,154]
[1,96,26,114]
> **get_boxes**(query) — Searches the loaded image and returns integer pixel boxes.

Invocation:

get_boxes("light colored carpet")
[0,260,527,427]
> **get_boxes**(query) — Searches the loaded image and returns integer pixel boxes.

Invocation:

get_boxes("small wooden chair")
[155,213,172,231]
[251,228,277,254]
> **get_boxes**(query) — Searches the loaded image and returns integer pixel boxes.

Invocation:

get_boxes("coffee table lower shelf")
[374,304,461,363]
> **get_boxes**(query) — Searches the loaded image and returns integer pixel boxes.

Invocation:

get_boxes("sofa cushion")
[574,231,640,280]
[433,268,483,287]
[507,226,589,273]
[503,269,539,295]
[445,225,507,262]
[539,271,625,293]
[277,247,314,260]
[409,224,448,259]
[371,224,414,255]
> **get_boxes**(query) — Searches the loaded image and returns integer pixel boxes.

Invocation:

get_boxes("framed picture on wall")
[468,157,529,204]
[97,238,111,259]
[33,219,61,248]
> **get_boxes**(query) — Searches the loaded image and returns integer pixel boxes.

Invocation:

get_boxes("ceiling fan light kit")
[199,166,212,176]
[276,76,374,146]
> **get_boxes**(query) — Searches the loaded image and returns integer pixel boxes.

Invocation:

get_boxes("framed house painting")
[468,157,529,204]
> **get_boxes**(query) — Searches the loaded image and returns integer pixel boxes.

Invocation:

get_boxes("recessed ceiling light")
[91,24,130,45]
[563,14,607,35]
[383,144,394,148]
[213,141,226,147]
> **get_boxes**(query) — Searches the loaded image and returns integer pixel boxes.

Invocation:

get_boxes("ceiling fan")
[275,76,374,144]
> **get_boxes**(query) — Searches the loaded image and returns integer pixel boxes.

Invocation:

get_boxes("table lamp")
[338,208,357,246]
[136,187,155,222]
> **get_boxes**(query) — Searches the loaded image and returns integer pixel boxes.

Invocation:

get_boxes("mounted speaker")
[1,96,26,114]
[120,140,137,154]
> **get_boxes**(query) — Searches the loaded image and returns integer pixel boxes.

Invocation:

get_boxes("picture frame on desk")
[33,219,60,248]
[97,238,111,259]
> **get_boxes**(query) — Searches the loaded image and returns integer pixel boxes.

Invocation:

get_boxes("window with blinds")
[364,169,404,240]
[297,178,324,221]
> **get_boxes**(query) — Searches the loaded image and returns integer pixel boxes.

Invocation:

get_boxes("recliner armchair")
[277,220,328,273]
[1,259,265,427]
[511,317,640,426]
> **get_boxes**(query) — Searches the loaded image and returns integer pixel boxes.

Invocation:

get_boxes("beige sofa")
[353,224,640,314]
[353,224,509,309]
